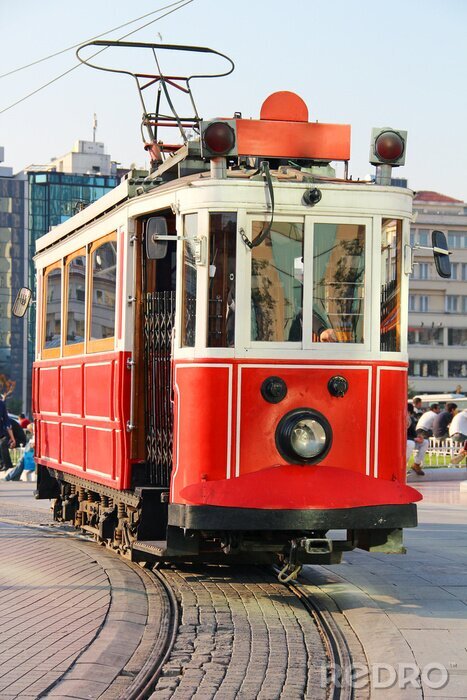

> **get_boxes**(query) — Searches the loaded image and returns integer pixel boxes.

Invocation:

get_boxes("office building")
[408,191,467,394]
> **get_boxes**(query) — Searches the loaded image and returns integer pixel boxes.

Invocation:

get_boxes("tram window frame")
[63,248,86,357]
[42,261,63,360]
[250,218,305,345]
[181,213,198,348]
[311,221,367,346]
[380,218,402,352]
[87,232,117,354]
[207,212,237,348]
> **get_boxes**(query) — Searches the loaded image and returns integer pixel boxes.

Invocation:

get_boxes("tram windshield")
[251,221,304,342]
[380,218,402,351]
[312,224,365,343]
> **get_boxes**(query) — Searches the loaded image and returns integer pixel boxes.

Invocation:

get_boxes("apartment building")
[409,191,467,394]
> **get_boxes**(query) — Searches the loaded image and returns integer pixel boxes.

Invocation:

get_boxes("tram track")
[0,502,354,699]
[139,563,356,700]
[276,571,354,700]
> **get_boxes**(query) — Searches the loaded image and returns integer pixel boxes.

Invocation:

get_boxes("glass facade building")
[25,171,119,409]
[0,175,26,409]
[0,169,119,413]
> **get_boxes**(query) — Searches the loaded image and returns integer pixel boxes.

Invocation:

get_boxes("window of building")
[408,326,443,345]
[380,219,401,351]
[409,360,443,377]
[88,234,117,351]
[43,263,62,358]
[251,221,304,342]
[208,213,237,348]
[409,295,416,312]
[417,262,429,280]
[448,361,467,378]
[448,231,467,249]
[462,263,467,281]
[446,295,459,313]
[64,250,86,355]
[448,329,467,346]
[181,213,198,347]
[451,262,458,280]
[409,229,415,246]
[418,229,429,246]
[419,295,429,312]
[464,296,467,314]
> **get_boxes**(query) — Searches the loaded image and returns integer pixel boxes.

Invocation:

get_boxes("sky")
[1,0,467,200]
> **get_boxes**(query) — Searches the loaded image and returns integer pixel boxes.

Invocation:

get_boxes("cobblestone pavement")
[150,565,328,700]
[0,486,170,700]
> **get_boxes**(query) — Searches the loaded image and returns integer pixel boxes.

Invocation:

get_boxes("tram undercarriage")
[37,464,415,576]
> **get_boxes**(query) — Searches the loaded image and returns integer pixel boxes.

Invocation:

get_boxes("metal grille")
[144,291,175,485]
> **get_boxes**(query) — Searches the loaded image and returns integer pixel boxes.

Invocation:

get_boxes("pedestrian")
[0,398,15,470]
[449,408,467,445]
[415,402,441,438]
[412,397,425,417]
[18,412,30,429]
[433,402,457,439]
[407,403,427,476]
[0,417,26,472]
[4,424,34,481]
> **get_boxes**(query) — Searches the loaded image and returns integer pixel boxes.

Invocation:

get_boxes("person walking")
[433,402,457,439]
[0,398,15,470]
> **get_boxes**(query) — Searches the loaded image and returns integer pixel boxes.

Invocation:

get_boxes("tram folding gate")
[144,290,175,486]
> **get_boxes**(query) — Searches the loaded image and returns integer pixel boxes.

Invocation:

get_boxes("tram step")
[132,540,168,556]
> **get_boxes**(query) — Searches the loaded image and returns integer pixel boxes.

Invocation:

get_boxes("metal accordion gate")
[143,291,175,486]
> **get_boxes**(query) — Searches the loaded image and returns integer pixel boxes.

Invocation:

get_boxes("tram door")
[142,211,177,487]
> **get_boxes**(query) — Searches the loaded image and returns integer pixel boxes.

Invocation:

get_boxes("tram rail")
[275,570,354,700]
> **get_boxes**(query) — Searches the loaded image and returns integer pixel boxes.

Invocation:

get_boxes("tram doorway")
[142,210,177,487]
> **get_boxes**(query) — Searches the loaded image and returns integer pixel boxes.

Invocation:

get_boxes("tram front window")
[313,223,365,343]
[380,218,402,351]
[182,213,198,347]
[251,221,304,342]
[208,212,237,347]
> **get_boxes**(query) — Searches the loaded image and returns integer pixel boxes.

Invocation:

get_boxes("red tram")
[16,43,451,579]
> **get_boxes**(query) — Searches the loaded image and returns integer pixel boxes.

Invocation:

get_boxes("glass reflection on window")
[313,224,365,343]
[90,240,117,340]
[182,214,198,347]
[208,213,237,348]
[251,221,304,342]
[44,267,62,349]
[380,219,402,351]
[66,254,86,345]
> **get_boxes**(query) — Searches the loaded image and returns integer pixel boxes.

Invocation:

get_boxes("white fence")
[426,438,460,466]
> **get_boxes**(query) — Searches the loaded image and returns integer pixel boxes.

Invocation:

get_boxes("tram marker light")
[370,128,407,166]
[200,120,237,158]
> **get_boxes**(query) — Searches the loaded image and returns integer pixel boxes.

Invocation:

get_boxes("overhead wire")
[0,0,194,115]
[0,0,188,80]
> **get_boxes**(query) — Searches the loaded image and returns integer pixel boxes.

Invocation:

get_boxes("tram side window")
[65,252,86,349]
[313,224,365,343]
[380,219,402,352]
[182,213,198,347]
[43,265,62,354]
[208,212,237,347]
[251,221,304,342]
[89,236,117,346]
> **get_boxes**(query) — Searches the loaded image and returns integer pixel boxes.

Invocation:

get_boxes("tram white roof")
[35,166,413,256]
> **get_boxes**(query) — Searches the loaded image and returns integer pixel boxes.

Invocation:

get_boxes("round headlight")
[290,418,326,458]
[276,408,332,464]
